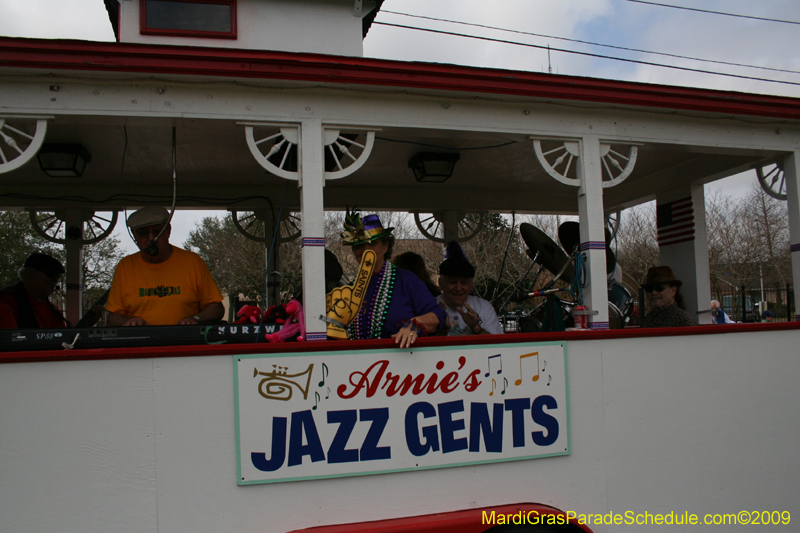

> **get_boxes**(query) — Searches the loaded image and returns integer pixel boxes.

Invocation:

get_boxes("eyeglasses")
[135,226,166,239]
[645,284,670,293]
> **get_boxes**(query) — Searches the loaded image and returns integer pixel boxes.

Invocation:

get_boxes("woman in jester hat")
[341,210,446,348]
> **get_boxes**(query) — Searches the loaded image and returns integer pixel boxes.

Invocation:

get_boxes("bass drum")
[519,299,575,333]
[520,300,626,331]
[608,302,624,329]
[608,280,634,324]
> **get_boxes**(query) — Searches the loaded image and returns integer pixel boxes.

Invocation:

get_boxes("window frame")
[140,0,237,40]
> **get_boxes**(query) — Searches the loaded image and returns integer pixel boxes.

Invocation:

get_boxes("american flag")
[657,197,694,247]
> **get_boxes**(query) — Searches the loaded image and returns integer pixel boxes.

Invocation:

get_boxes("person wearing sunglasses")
[640,266,696,328]
[106,206,224,327]
[0,252,67,329]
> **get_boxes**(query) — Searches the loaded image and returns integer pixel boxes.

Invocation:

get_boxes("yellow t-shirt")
[106,247,223,326]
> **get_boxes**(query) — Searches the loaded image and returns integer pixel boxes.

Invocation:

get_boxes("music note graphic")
[514,352,540,385]
[312,391,321,410]
[542,360,546,371]
[326,386,330,399]
[547,375,552,386]
[490,378,497,396]
[485,354,502,377]
[501,377,508,395]
[318,363,329,387]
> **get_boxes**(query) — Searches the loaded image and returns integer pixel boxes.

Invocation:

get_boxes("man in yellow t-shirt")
[106,207,224,326]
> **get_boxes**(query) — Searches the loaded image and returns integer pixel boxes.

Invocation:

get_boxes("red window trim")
[140,0,237,40]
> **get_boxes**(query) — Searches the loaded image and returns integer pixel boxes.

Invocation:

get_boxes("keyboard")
[1,323,282,352]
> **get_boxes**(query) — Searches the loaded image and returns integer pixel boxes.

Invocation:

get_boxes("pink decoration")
[264,300,306,342]
[233,304,264,324]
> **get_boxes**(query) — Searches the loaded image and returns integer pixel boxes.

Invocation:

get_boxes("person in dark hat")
[437,243,503,336]
[393,252,441,297]
[340,210,445,347]
[106,206,224,326]
[0,252,67,329]
[640,266,696,328]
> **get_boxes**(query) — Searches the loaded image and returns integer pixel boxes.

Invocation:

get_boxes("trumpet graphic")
[324,249,376,339]
[254,363,314,401]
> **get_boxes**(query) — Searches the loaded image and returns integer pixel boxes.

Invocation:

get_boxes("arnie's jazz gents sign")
[235,341,569,484]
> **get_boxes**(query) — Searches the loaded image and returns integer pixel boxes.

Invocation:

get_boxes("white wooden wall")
[2,329,798,532]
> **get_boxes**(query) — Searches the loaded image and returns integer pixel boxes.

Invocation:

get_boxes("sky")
[1,0,798,254]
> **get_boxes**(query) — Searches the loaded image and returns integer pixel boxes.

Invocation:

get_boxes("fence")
[714,283,794,323]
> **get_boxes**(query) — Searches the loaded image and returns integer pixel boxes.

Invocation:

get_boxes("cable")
[571,250,586,307]
[373,21,800,88]
[255,180,290,343]
[624,1,800,26]
[381,10,800,76]
[143,127,178,257]
[119,126,136,246]
[491,211,515,306]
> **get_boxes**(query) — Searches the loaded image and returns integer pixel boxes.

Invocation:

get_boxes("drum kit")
[501,221,634,333]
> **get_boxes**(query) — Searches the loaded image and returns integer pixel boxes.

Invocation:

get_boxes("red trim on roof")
[2,36,800,120]
[2,321,798,365]
[286,503,595,533]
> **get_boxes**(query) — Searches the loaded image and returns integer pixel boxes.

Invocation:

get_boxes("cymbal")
[519,223,574,283]
[606,248,617,275]
[557,221,616,274]
[557,221,613,253]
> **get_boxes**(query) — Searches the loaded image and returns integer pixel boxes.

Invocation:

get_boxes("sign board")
[235,341,569,484]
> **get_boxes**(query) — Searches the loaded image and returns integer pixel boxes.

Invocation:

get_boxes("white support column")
[784,150,800,321]
[576,135,610,329]
[442,210,460,244]
[656,185,711,323]
[299,118,328,340]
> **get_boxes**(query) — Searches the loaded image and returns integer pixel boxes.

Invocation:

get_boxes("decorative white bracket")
[241,123,300,180]
[531,138,639,189]
[323,127,377,180]
[0,115,52,174]
[240,122,377,182]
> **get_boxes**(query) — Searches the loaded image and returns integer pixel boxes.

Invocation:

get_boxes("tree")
[0,210,63,287]
[183,215,268,301]
[615,203,659,288]
[0,210,124,313]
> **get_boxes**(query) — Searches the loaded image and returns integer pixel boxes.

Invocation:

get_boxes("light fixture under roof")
[408,152,460,183]
[37,143,91,177]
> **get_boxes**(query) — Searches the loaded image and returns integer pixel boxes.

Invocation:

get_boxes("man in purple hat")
[0,252,67,329]
[340,210,445,347]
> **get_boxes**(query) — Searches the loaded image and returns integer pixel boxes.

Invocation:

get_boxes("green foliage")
[0,210,124,313]
[0,211,63,287]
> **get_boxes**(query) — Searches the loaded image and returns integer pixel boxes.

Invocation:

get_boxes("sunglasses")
[644,284,671,293]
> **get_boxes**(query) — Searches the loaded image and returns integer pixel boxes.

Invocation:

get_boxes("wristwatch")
[192,314,202,323]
